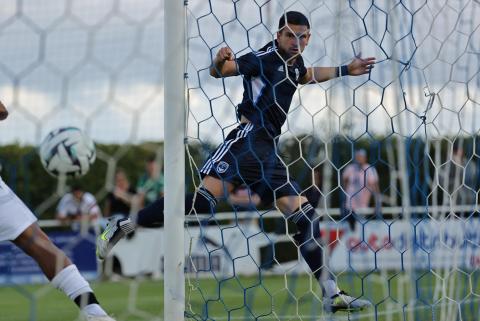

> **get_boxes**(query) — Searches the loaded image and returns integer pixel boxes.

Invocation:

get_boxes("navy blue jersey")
[236,41,308,137]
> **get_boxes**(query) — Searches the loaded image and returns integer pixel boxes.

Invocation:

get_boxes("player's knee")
[201,175,231,198]
[190,187,217,214]
[14,225,68,263]
[13,223,47,247]
[277,195,308,215]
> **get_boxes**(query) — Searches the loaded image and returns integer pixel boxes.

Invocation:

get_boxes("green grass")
[0,271,479,321]
[0,279,163,321]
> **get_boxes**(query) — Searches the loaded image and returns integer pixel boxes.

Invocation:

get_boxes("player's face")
[277,23,310,59]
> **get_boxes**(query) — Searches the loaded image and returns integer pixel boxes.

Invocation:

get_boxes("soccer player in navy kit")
[98,11,375,312]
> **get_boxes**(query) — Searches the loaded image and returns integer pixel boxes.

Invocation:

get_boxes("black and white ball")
[39,127,96,177]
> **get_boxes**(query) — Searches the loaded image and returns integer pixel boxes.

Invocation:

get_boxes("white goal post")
[164,0,186,321]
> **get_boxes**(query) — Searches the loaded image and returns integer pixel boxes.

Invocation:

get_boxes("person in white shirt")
[342,149,381,230]
[56,184,101,229]
[0,101,115,321]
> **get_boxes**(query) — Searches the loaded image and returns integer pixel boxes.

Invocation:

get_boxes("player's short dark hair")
[278,11,310,30]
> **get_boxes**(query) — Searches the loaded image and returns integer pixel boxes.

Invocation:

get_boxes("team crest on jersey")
[216,161,229,173]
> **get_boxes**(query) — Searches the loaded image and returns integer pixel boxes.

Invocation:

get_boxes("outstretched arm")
[300,55,376,84]
[0,101,8,121]
[210,47,239,78]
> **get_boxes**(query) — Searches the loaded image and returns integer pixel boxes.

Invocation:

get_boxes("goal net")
[184,1,480,321]
[0,1,478,321]
[0,1,165,321]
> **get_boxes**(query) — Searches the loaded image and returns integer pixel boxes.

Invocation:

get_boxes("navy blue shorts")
[200,123,301,205]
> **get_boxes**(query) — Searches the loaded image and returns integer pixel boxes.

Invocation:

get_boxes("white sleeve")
[56,194,71,218]
[82,193,101,216]
[367,166,379,184]
[342,165,352,182]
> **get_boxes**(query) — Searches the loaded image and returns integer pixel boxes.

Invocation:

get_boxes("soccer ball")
[39,127,96,177]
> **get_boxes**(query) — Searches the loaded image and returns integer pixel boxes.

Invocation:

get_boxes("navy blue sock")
[288,202,323,280]
[137,187,217,227]
[73,292,99,308]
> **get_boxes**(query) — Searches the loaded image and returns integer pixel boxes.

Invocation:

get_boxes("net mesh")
[0,1,164,321]
[0,1,479,321]
[185,1,480,321]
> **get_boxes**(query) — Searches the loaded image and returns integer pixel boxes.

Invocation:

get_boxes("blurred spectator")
[341,149,381,230]
[104,169,136,219]
[137,156,164,208]
[438,142,478,216]
[56,184,101,232]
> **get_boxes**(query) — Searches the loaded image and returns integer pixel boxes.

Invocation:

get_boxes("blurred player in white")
[0,102,115,321]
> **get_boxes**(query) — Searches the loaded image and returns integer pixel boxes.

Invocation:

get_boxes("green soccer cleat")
[96,216,135,260]
[324,290,372,313]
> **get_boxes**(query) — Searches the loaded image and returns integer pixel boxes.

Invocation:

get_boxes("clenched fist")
[216,47,234,62]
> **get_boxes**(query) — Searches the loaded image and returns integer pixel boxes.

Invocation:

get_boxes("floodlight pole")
[164,0,186,320]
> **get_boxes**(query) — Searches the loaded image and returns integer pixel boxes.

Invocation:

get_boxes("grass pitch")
[0,271,478,321]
